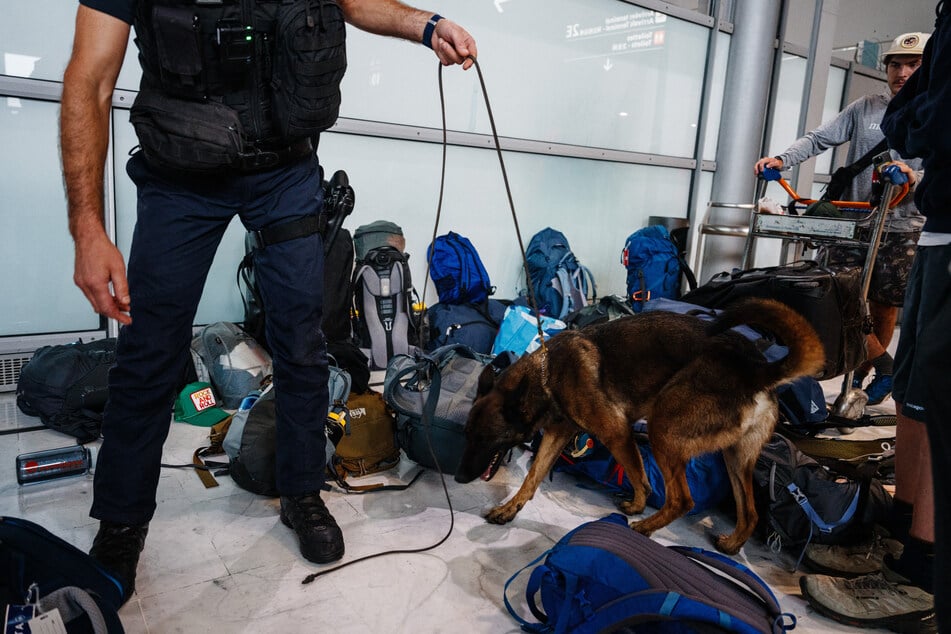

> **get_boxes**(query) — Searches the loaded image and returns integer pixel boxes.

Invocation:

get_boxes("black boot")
[280,492,345,564]
[89,521,149,603]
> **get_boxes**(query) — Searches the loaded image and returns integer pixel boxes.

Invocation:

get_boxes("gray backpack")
[383,345,514,474]
[223,366,351,496]
[351,246,422,370]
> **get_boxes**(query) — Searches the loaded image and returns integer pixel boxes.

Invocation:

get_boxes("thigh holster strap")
[250,213,326,250]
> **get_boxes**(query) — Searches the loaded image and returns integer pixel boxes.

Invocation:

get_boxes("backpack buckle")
[631,290,651,303]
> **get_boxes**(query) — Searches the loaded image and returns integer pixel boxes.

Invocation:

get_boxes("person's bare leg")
[870,302,900,354]
[895,408,935,542]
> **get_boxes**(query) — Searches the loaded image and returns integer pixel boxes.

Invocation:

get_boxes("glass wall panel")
[341,0,710,156]
[109,127,692,318]
[3,1,75,82]
[664,1,713,13]
[815,65,847,174]
[765,54,808,156]
[319,133,693,300]
[0,98,99,335]
[702,30,731,162]
[759,53,807,204]
[784,0,818,50]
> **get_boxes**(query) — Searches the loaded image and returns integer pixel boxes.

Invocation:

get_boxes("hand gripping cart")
[749,164,910,422]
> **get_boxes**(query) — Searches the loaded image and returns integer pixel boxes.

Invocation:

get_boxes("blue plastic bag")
[491,305,566,356]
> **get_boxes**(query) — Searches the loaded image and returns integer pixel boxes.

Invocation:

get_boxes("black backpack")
[753,433,892,565]
[238,171,355,351]
[563,295,636,330]
[15,339,117,443]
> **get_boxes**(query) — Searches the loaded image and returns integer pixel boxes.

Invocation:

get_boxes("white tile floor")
[1,371,901,633]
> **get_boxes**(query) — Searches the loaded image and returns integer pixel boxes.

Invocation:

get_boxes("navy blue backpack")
[622,225,697,312]
[425,298,507,354]
[0,516,126,633]
[505,513,796,634]
[427,232,494,305]
[524,228,596,319]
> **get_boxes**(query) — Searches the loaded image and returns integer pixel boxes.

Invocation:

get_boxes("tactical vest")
[130,0,346,172]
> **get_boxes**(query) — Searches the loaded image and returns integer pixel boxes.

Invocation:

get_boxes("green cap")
[174,382,230,427]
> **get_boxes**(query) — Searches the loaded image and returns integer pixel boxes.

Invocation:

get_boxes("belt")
[236,136,315,172]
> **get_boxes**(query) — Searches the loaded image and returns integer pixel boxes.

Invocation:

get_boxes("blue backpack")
[622,225,696,312]
[524,228,596,319]
[548,422,730,513]
[505,513,796,634]
[427,232,494,305]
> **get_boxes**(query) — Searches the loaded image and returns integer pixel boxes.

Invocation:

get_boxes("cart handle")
[759,166,909,210]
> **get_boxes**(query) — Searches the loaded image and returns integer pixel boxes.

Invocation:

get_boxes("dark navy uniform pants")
[91,152,329,525]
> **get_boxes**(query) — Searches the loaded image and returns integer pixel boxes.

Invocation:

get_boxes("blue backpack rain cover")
[505,513,796,634]
[427,232,494,305]
[622,225,683,312]
[524,228,596,319]
[550,422,730,513]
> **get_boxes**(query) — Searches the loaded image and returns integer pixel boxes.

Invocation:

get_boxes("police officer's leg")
[242,156,341,563]
[90,153,238,596]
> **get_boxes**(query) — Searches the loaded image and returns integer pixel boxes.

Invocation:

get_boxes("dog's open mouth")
[480,451,503,481]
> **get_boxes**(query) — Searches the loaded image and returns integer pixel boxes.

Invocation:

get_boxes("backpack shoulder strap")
[503,550,553,633]
[677,252,698,292]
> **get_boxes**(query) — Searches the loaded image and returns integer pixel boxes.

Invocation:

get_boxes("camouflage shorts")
[823,230,921,306]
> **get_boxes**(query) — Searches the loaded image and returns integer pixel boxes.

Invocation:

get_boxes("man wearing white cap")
[754,32,928,408]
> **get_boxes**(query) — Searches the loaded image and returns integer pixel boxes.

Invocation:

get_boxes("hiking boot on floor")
[800,572,935,634]
[804,533,904,576]
[89,521,149,603]
[865,374,894,406]
[280,492,345,564]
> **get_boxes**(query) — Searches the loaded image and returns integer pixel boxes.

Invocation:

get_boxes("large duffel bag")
[383,345,515,474]
[382,345,488,474]
[681,260,867,380]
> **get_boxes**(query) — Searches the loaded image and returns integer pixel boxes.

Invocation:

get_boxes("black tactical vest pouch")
[271,0,347,138]
[151,4,206,99]
[130,91,244,172]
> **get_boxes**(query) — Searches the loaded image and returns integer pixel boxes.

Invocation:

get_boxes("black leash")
[422,57,547,339]
[303,56,544,585]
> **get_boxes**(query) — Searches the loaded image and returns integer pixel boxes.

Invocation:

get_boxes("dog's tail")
[708,298,825,387]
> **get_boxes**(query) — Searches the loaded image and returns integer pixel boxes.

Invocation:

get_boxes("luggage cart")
[747,165,910,422]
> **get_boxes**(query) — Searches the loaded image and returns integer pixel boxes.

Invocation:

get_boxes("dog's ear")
[502,374,539,436]
[476,364,498,397]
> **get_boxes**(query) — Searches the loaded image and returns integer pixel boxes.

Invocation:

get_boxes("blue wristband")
[422,14,443,50]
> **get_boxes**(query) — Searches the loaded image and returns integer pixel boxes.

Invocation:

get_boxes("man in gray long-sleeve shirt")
[755,32,928,407]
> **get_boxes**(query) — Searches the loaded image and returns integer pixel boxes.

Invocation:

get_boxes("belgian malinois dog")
[455,299,824,554]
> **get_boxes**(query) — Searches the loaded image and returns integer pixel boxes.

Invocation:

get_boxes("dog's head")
[454,357,541,484]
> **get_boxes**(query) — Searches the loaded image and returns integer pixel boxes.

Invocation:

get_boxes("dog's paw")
[714,533,742,556]
[629,519,654,537]
[616,497,645,516]
[485,504,519,524]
